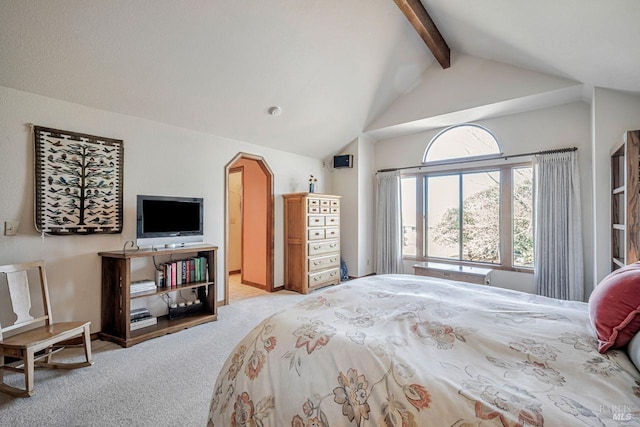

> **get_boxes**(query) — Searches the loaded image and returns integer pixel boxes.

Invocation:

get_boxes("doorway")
[224,153,274,305]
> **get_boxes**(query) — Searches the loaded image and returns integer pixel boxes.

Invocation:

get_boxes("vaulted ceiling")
[1,1,638,159]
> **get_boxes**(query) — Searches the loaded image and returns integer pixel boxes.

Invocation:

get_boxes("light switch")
[4,221,18,236]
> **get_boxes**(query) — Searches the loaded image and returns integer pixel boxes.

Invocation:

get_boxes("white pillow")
[627,332,640,372]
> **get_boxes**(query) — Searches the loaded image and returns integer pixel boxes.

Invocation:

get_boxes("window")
[401,124,534,270]
[512,167,534,267]
[423,124,502,164]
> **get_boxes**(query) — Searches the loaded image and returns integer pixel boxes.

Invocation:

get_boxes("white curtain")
[376,170,404,274]
[534,151,584,301]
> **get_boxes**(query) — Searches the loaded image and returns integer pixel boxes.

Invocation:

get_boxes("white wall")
[332,139,359,277]
[375,102,593,295]
[357,134,375,276]
[0,85,327,332]
[368,52,580,131]
[592,87,640,291]
[331,135,376,278]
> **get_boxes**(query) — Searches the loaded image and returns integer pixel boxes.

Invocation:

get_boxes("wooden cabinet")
[283,193,341,294]
[611,130,640,270]
[98,245,217,347]
[413,262,492,286]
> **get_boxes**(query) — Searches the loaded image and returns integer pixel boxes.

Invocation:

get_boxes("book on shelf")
[130,316,157,331]
[189,258,196,282]
[155,268,164,288]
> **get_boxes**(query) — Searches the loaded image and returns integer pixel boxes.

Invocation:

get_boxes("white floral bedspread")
[208,274,640,426]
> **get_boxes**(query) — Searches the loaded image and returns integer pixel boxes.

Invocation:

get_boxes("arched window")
[422,124,502,164]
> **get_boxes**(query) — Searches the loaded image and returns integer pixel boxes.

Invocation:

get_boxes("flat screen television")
[136,195,204,248]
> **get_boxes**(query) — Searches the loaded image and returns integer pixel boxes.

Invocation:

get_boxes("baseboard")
[240,279,267,290]
[228,269,241,275]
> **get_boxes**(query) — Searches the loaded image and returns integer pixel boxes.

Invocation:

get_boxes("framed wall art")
[34,126,124,235]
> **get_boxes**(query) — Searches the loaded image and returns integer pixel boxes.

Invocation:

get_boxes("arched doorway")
[224,153,274,304]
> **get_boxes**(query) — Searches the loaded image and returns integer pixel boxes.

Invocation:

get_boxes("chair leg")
[82,324,93,365]
[44,346,53,364]
[24,349,35,397]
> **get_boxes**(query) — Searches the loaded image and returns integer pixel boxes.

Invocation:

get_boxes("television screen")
[136,195,203,247]
[141,199,200,233]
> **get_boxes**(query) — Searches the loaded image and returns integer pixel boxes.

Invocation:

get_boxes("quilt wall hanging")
[34,126,124,235]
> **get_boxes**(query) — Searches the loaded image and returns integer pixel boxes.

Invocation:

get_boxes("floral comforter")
[208,275,640,426]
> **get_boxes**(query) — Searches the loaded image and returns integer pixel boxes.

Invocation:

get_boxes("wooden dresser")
[283,193,341,294]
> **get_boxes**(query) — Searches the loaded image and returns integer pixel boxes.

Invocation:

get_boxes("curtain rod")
[377,146,578,173]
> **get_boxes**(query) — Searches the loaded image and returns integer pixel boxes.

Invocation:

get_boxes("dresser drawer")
[308,215,325,227]
[325,216,340,227]
[308,229,325,240]
[320,207,330,214]
[308,206,320,214]
[308,198,320,207]
[308,239,339,256]
[308,254,340,272]
[325,227,340,239]
[330,206,340,214]
[320,199,331,207]
[330,200,339,207]
[308,268,340,288]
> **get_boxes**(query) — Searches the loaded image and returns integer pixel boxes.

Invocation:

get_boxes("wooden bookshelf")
[610,131,640,270]
[98,244,217,347]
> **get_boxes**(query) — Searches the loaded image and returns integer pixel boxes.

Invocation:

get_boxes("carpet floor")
[0,290,306,427]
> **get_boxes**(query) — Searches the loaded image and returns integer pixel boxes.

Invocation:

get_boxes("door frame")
[224,152,275,305]
[228,166,243,276]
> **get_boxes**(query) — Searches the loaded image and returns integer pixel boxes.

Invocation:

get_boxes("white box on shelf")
[130,316,157,331]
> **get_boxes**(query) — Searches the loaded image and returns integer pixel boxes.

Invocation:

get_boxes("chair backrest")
[0,260,52,340]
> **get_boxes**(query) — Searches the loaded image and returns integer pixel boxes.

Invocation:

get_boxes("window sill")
[403,256,533,274]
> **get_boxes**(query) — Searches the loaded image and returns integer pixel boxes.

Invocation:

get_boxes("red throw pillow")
[589,262,640,353]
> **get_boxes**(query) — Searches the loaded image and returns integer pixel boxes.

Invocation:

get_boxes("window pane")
[462,172,500,263]
[424,124,501,163]
[427,175,459,259]
[513,167,534,267]
[401,177,416,256]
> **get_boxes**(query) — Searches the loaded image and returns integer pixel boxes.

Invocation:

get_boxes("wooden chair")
[0,260,93,397]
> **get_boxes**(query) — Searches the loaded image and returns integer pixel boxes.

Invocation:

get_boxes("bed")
[208,274,640,426]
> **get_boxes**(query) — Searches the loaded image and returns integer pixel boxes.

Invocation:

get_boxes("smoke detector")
[268,106,282,117]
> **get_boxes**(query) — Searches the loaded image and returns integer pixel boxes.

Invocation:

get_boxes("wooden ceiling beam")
[393,0,450,69]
